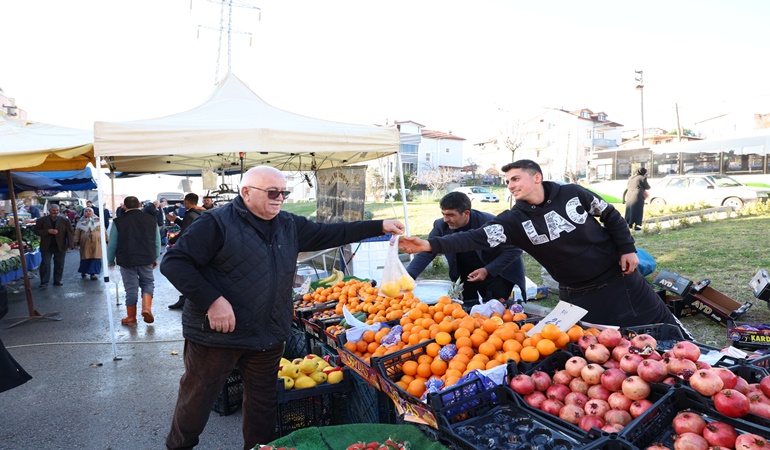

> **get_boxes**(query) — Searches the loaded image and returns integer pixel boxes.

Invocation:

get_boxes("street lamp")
[635,70,645,147]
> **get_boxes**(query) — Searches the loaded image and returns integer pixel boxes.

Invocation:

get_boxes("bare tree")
[503,120,525,162]
[418,165,457,199]
[366,166,386,202]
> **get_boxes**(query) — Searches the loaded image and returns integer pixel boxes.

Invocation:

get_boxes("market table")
[0,250,41,285]
[265,423,449,450]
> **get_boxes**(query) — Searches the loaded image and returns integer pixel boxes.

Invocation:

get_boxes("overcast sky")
[3,1,769,149]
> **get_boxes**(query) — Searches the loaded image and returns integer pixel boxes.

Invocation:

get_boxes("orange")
[451,307,467,319]
[497,326,516,342]
[521,323,535,332]
[457,346,476,359]
[375,328,390,343]
[536,338,557,357]
[430,358,448,376]
[402,360,418,376]
[454,327,471,340]
[469,333,486,349]
[356,340,368,353]
[486,359,503,369]
[426,342,441,358]
[455,336,473,349]
[554,332,570,349]
[540,324,561,340]
[512,312,527,321]
[416,363,433,379]
[437,296,452,304]
[529,333,544,346]
[567,325,584,342]
[344,341,357,352]
[447,360,467,373]
[407,379,426,398]
[502,310,514,323]
[465,359,486,372]
[585,327,601,337]
[367,341,380,353]
[503,350,521,364]
[488,335,504,351]
[513,331,527,343]
[520,345,540,362]
[445,375,461,387]
[435,331,452,346]
[478,341,497,358]
[396,380,409,390]
[482,319,499,334]
[503,339,523,353]
[407,308,423,320]
[435,313,449,327]
[417,354,434,365]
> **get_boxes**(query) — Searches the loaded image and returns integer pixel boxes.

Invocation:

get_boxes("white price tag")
[526,301,588,337]
[298,277,312,295]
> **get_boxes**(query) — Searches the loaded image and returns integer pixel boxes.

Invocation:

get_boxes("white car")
[453,186,500,202]
[646,174,770,209]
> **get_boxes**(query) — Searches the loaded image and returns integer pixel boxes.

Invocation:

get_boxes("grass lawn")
[284,195,770,349]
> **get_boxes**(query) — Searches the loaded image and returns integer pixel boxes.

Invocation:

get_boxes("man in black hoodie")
[400,159,689,334]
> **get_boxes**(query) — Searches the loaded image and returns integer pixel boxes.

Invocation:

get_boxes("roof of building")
[421,129,465,140]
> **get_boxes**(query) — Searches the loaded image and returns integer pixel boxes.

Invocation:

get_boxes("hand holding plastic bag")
[379,235,415,297]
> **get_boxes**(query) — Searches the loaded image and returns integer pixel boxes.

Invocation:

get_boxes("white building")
[693,111,770,138]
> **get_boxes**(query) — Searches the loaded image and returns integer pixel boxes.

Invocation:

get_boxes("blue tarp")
[0,172,62,196]
[32,168,96,191]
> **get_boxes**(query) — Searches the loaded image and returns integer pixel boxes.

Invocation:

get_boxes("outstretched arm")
[399,236,432,254]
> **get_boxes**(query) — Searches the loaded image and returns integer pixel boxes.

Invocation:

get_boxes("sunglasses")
[245,186,291,200]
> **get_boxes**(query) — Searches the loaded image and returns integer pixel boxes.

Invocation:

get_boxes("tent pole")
[3,170,61,328]
[95,160,120,360]
[396,151,411,236]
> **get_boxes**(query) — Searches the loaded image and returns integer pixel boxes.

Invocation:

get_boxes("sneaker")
[53,282,64,286]
[90,274,98,280]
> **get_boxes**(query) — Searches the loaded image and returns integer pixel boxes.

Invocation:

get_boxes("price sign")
[526,301,588,337]
[298,277,312,295]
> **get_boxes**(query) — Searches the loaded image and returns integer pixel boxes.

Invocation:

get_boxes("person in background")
[73,207,105,281]
[624,167,650,231]
[202,196,215,210]
[32,205,74,288]
[143,199,168,248]
[108,196,161,326]
[174,201,186,220]
[160,166,405,449]
[399,159,691,336]
[64,205,78,224]
[406,191,526,307]
[165,193,205,310]
[115,203,126,218]
[80,200,99,218]
[101,203,112,229]
[25,203,41,220]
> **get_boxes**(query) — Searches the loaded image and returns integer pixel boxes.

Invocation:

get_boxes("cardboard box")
[684,285,752,326]
[656,289,696,318]
[727,320,770,349]
[749,269,770,301]
[653,270,693,296]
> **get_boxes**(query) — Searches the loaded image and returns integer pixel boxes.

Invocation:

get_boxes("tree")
[418,165,457,199]
[502,119,525,162]
[667,128,696,137]
[366,166,386,202]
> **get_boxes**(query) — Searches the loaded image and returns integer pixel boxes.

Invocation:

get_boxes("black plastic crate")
[582,435,640,450]
[620,385,770,447]
[435,386,595,450]
[347,369,397,424]
[212,369,243,416]
[275,388,349,437]
[285,326,311,360]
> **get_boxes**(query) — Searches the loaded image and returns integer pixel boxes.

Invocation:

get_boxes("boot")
[121,305,138,326]
[141,293,154,324]
[168,295,185,310]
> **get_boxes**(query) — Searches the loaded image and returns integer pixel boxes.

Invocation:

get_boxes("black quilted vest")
[113,210,158,267]
[181,199,297,350]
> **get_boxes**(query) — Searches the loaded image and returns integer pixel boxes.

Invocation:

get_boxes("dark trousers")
[39,247,66,285]
[462,276,515,308]
[166,340,285,450]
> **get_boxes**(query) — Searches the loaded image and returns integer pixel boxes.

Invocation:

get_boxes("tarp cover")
[32,168,96,191]
[94,73,400,174]
[0,114,94,171]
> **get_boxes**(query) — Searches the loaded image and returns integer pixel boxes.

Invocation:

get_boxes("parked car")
[453,186,499,202]
[645,174,770,209]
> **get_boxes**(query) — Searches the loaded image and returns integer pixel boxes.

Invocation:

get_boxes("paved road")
[1,250,245,450]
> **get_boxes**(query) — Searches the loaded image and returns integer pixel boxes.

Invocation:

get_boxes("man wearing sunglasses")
[161,165,405,449]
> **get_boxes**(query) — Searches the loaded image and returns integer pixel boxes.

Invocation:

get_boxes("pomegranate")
[629,399,653,418]
[577,334,598,351]
[558,403,585,425]
[603,408,632,426]
[552,369,574,386]
[564,391,589,407]
[713,389,750,418]
[509,374,536,395]
[760,376,770,397]
[607,392,633,411]
[524,391,546,409]
[619,353,644,375]
[702,422,738,448]
[601,423,624,433]
[749,397,770,418]
[672,411,706,435]
[618,337,631,347]
[578,414,605,432]
[587,384,612,401]
[678,369,695,382]
[540,398,564,416]
[674,432,709,450]
[667,355,698,375]
[621,376,651,401]
[531,371,552,392]
[581,364,605,385]
[546,384,571,403]
[749,392,770,405]
[604,360,620,370]
[630,333,658,350]
[662,376,678,387]
[645,444,669,450]
[734,376,750,395]
[637,359,668,383]
[694,360,712,370]
[612,345,631,361]
[585,343,611,364]
[734,433,768,450]
[672,340,701,362]
[689,369,724,397]
[600,368,627,392]
[565,356,588,378]
[569,376,589,394]
[712,368,738,389]
[645,351,663,362]
[598,328,622,348]
[584,399,610,417]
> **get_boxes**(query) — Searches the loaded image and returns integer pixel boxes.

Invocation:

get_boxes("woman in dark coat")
[624,167,651,230]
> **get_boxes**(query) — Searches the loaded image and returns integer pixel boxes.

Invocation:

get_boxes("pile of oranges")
[341,296,601,400]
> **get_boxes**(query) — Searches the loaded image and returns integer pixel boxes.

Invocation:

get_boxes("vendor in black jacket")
[160,166,405,449]
[400,159,690,335]
[406,191,526,306]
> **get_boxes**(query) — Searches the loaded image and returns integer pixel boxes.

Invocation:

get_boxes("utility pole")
[635,70,645,148]
[675,103,683,142]
[196,0,261,83]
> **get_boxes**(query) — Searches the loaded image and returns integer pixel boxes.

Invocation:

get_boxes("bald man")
[161,166,405,449]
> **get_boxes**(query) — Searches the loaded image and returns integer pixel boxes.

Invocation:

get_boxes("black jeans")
[39,246,66,285]
[166,340,285,450]
[462,276,515,308]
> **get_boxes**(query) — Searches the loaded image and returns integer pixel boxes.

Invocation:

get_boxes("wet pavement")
[1,250,245,449]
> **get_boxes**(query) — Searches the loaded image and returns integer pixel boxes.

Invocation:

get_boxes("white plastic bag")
[378,235,414,297]
[469,298,506,317]
[201,168,218,190]
[342,305,382,342]
[512,276,539,301]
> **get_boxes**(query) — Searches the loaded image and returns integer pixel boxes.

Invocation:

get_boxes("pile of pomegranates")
[644,411,769,450]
